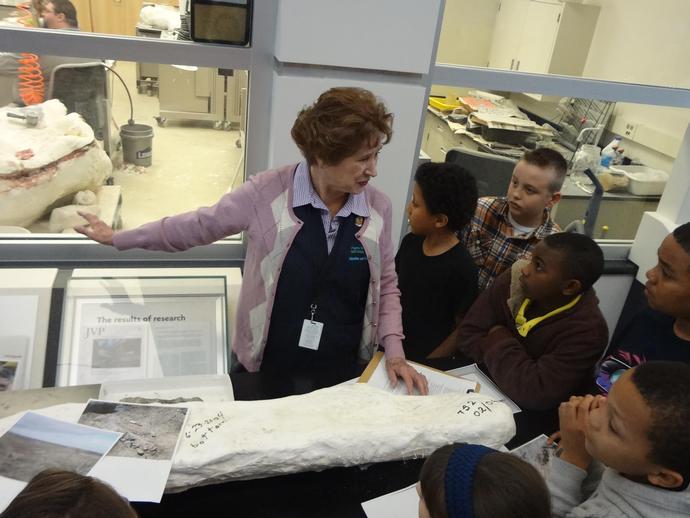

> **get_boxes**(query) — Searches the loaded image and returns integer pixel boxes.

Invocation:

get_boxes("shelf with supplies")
[422,107,571,163]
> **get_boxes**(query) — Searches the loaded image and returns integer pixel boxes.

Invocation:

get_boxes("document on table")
[78,399,189,503]
[359,352,478,396]
[446,363,521,413]
[509,434,558,479]
[361,483,418,518]
[0,412,121,512]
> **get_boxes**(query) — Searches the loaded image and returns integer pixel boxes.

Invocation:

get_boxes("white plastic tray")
[609,165,669,196]
[99,374,234,403]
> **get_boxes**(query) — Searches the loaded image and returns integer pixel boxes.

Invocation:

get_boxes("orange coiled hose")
[17,53,45,105]
[16,3,45,105]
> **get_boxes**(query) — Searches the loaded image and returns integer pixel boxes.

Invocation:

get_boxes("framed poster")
[0,269,58,389]
[57,275,231,386]
[0,337,29,392]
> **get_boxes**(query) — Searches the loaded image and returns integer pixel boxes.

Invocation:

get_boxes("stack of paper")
[446,364,521,414]
[359,352,478,396]
[469,112,554,137]
[362,483,419,518]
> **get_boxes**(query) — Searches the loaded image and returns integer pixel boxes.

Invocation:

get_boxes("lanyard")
[306,210,364,322]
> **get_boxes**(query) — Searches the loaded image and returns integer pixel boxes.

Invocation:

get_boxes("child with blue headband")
[417,443,551,518]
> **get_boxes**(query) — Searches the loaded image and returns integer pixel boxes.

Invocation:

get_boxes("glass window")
[0,54,247,235]
[422,84,689,241]
[437,0,690,90]
[17,0,250,44]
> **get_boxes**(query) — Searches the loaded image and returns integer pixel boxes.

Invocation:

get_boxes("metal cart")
[155,67,247,132]
[135,24,161,96]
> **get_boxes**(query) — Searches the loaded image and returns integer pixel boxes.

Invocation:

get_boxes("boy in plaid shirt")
[460,148,566,291]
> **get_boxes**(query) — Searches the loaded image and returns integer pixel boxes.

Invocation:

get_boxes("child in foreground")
[417,443,551,518]
[595,222,690,393]
[460,147,566,291]
[548,361,690,517]
[0,469,137,518]
[457,232,608,410]
[396,162,479,361]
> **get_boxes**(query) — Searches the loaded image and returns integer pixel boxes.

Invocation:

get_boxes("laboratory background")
[0,1,689,514]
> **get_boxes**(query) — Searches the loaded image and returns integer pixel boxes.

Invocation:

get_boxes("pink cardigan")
[113,163,405,371]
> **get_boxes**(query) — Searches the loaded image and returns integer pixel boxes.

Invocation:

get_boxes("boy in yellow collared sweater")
[456,232,608,410]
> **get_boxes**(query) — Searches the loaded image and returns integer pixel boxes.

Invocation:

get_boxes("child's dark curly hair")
[414,162,478,232]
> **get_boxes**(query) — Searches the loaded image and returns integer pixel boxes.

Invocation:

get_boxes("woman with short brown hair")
[291,87,393,166]
[77,87,427,393]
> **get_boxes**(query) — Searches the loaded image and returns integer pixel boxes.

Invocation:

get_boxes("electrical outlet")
[623,122,638,139]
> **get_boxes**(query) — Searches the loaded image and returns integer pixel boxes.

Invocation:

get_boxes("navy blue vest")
[260,204,371,373]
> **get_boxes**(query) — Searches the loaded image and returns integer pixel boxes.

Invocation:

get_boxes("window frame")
[2,1,689,263]
[0,0,278,263]
[430,63,690,257]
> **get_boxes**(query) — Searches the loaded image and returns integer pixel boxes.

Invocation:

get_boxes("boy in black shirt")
[595,222,690,393]
[395,162,478,362]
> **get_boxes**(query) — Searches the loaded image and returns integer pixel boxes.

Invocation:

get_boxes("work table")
[0,358,555,517]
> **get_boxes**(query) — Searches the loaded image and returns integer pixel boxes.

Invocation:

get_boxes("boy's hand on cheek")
[557,395,595,470]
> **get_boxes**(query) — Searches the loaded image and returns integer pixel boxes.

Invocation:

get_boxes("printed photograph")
[510,434,558,479]
[91,338,142,369]
[0,412,120,482]
[0,360,18,391]
[79,400,188,460]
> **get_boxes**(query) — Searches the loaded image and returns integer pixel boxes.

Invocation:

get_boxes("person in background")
[548,362,690,517]
[31,0,46,20]
[595,222,690,393]
[75,87,427,394]
[0,0,80,107]
[460,148,566,291]
[395,162,478,362]
[457,232,607,410]
[0,469,137,518]
[417,443,551,518]
[39,0,79,30]
[36,0,92,104]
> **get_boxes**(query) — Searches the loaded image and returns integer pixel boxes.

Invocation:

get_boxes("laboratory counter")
[559,176,659,201]
[0,357,557,518]
[553,176,660,240]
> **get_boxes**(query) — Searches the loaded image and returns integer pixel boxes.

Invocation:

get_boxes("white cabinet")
[517,2,561,74]
[488,0,600,76]
[487,0,528,71]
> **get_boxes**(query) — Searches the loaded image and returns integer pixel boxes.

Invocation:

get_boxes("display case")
[56,275,228,386]
[0,267,242,390]
[0,269,58,391]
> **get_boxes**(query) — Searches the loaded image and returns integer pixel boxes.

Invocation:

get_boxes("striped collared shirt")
[292,161,369,253]
[459,196,560,291]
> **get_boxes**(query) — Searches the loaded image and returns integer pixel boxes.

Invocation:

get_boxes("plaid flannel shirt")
[459,196,560,291]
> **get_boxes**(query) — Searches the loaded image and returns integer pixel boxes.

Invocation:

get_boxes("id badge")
[298,319,323,350]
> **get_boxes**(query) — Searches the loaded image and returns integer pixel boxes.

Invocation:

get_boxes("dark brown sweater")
[457,263,608,410]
